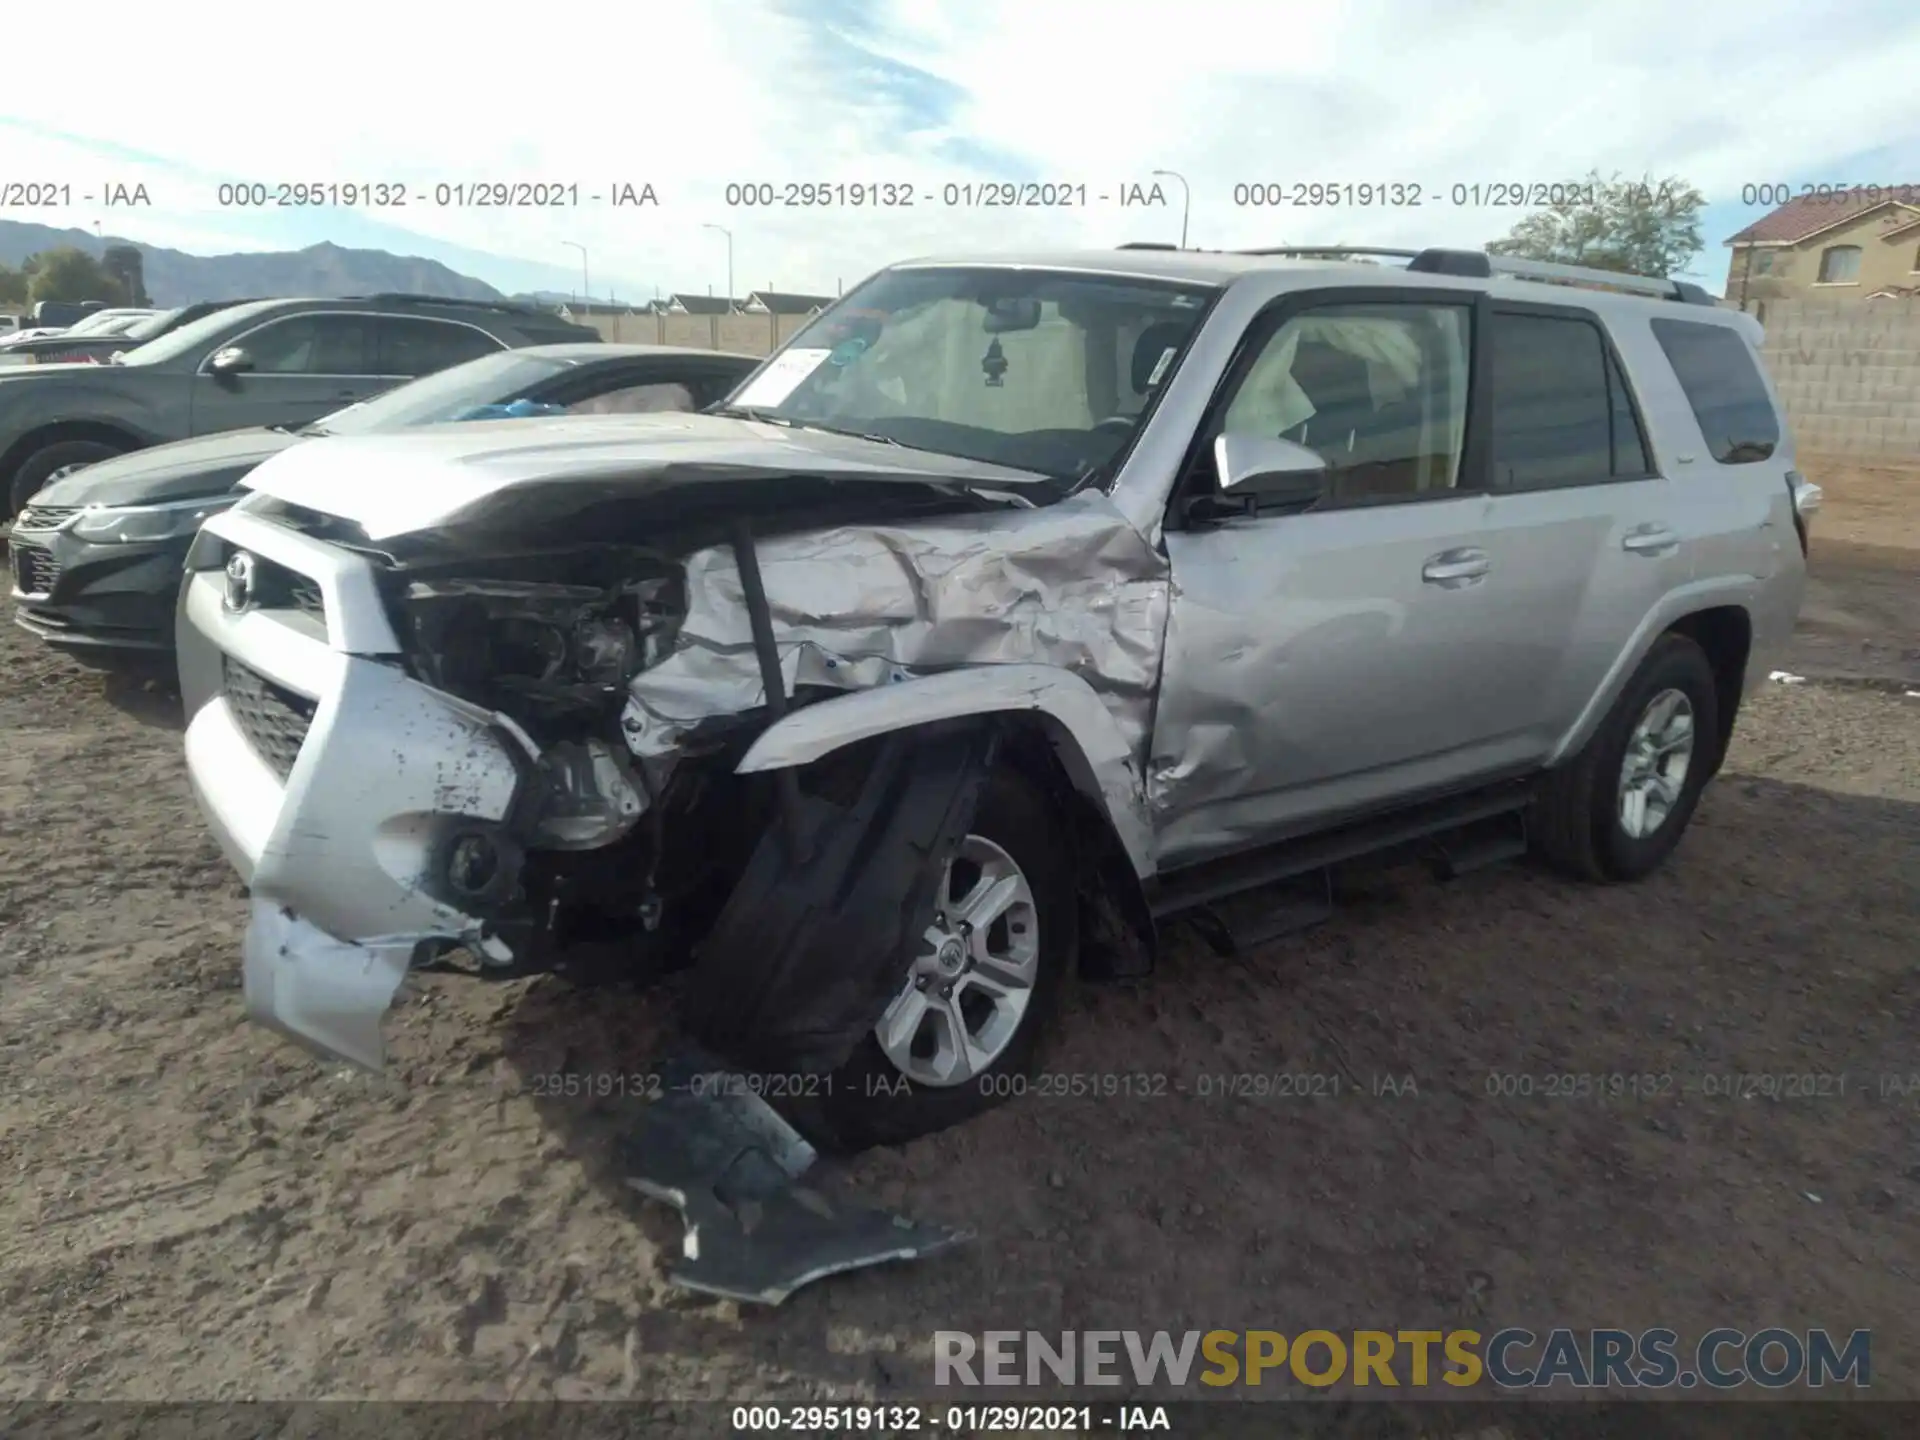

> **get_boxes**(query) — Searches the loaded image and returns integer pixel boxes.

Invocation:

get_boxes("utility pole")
[702,224,734,308]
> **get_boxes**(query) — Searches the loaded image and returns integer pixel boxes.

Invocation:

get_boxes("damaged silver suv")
[180,244,1814,1152]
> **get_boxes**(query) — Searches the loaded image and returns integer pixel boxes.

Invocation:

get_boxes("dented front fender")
[736,664,1156,880]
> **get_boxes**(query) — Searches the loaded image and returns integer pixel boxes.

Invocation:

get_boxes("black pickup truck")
[0,292,600,516]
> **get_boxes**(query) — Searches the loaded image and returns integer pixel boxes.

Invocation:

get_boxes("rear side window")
[375,317,502,378]
[1649,318,1780,464]
[1490,312,1651,487]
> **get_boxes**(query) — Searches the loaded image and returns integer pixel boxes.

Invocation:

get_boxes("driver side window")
[1215,302,1471,502]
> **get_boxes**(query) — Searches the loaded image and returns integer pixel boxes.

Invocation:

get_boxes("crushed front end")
[177,494,772,1070]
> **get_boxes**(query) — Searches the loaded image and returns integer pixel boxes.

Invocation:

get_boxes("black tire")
[1530,632,1721,883]
[10,439,126,516]
[785,766,1075,1153]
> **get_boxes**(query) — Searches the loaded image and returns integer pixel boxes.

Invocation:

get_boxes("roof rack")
[343,292,566,317]
[1236,246,1719,306]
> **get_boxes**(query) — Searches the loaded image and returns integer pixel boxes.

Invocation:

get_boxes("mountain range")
[0,221,505,304]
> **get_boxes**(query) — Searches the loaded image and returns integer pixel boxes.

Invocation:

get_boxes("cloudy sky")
[4,0,1918,301]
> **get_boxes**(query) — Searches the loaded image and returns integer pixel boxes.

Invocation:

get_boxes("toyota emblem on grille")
[223,551,258,613]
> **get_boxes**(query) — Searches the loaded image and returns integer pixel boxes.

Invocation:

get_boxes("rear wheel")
[1531,632,1720,882]
[789,767,1073,1152]
[10,439,126,516]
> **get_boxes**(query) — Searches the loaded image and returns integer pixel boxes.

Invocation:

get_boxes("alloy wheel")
[1617,687,1696,839]
[874,834,1040,1087]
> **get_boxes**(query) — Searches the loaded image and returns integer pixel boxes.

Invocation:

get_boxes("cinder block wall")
[573,310,814,355]
[1756,299,1920,459]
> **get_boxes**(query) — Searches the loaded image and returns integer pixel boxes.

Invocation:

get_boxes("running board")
[1425,810,1531,879]
[1149,779,1536,921]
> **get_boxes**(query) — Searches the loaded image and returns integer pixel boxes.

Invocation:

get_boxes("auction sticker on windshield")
[734,347,833,407]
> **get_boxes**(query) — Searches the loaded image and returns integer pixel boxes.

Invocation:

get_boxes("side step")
[1149,780,1535,953]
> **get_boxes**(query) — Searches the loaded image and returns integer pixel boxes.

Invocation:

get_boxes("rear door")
[189,313,377,433]
[1475,302,1689,754]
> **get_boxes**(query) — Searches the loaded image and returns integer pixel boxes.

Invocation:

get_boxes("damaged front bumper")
[180,510,538,1070]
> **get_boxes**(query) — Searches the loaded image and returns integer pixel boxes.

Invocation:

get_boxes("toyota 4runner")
[178,244,1816,1154]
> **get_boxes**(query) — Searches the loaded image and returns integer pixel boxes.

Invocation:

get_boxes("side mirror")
[207,345,253,377]
[1208,432,1329,510]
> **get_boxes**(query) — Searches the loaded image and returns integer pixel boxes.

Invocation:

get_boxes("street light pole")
[562,241,589,307]
[703,224,734,307]
[1151,169,1190,249]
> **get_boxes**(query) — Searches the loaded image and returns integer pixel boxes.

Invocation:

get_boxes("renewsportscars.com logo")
[933,1328,1871,1390]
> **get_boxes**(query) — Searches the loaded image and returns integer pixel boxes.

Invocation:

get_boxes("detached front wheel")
[798,768,1073,1151]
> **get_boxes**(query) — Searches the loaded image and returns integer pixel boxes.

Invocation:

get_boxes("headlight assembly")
[71,495,237,544]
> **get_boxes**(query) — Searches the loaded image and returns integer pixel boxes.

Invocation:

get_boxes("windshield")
[717,266,1216,480]
[61,312,120,336]
[115,299,283,366]
[307,349,572,435]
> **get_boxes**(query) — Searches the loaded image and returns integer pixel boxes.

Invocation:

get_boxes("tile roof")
[745,290,833,313]
[1726,189,1920,245]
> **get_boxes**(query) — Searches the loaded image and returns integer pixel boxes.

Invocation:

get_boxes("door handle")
[1622,525,1679,556]
[1421,549,1490,586]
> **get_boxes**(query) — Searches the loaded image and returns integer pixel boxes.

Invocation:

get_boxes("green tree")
[0,262,26,307]
[1487,170,1706,278]
[23,246,122,305]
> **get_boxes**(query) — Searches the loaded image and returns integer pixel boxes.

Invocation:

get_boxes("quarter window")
[1490,312,1650,487]
[1217,302,1472,501]
[375,317,502,377]
[1649,318,1780,464]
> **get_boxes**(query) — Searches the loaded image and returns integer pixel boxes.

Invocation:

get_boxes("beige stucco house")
[1724,189,1920,305]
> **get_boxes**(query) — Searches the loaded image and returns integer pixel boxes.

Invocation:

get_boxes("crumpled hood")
[35,427,299,506]
[238,412,1060,540]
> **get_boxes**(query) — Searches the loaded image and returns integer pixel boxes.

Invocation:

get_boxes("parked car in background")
[0,293,601,516]
[30,299,107,329]
[0,303,233,367]
[0,316,22,335]
[10,342,758,666]
[0,309,158,366]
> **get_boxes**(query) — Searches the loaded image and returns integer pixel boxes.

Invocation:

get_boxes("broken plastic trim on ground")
[622,1052,970,1305]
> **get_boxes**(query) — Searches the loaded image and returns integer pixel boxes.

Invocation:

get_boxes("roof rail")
[1237,245,1718,306]
[1484,254,1717,305]
[1239,245,1419,262]
[345,292,562,317]
[1117,241,1180,250]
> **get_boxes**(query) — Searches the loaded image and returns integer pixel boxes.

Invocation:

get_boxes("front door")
[1149,295,1550,871]
[189,313,382,434]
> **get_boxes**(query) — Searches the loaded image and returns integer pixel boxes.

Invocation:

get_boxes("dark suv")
[0,294,600,516]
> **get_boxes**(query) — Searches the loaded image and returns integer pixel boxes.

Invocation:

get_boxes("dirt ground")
[0,457,1915,1420]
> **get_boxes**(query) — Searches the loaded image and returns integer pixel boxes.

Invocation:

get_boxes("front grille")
[14,505,80,531]
[223,656,317,780]
[10,541,60,597]
[223,545,327,627]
